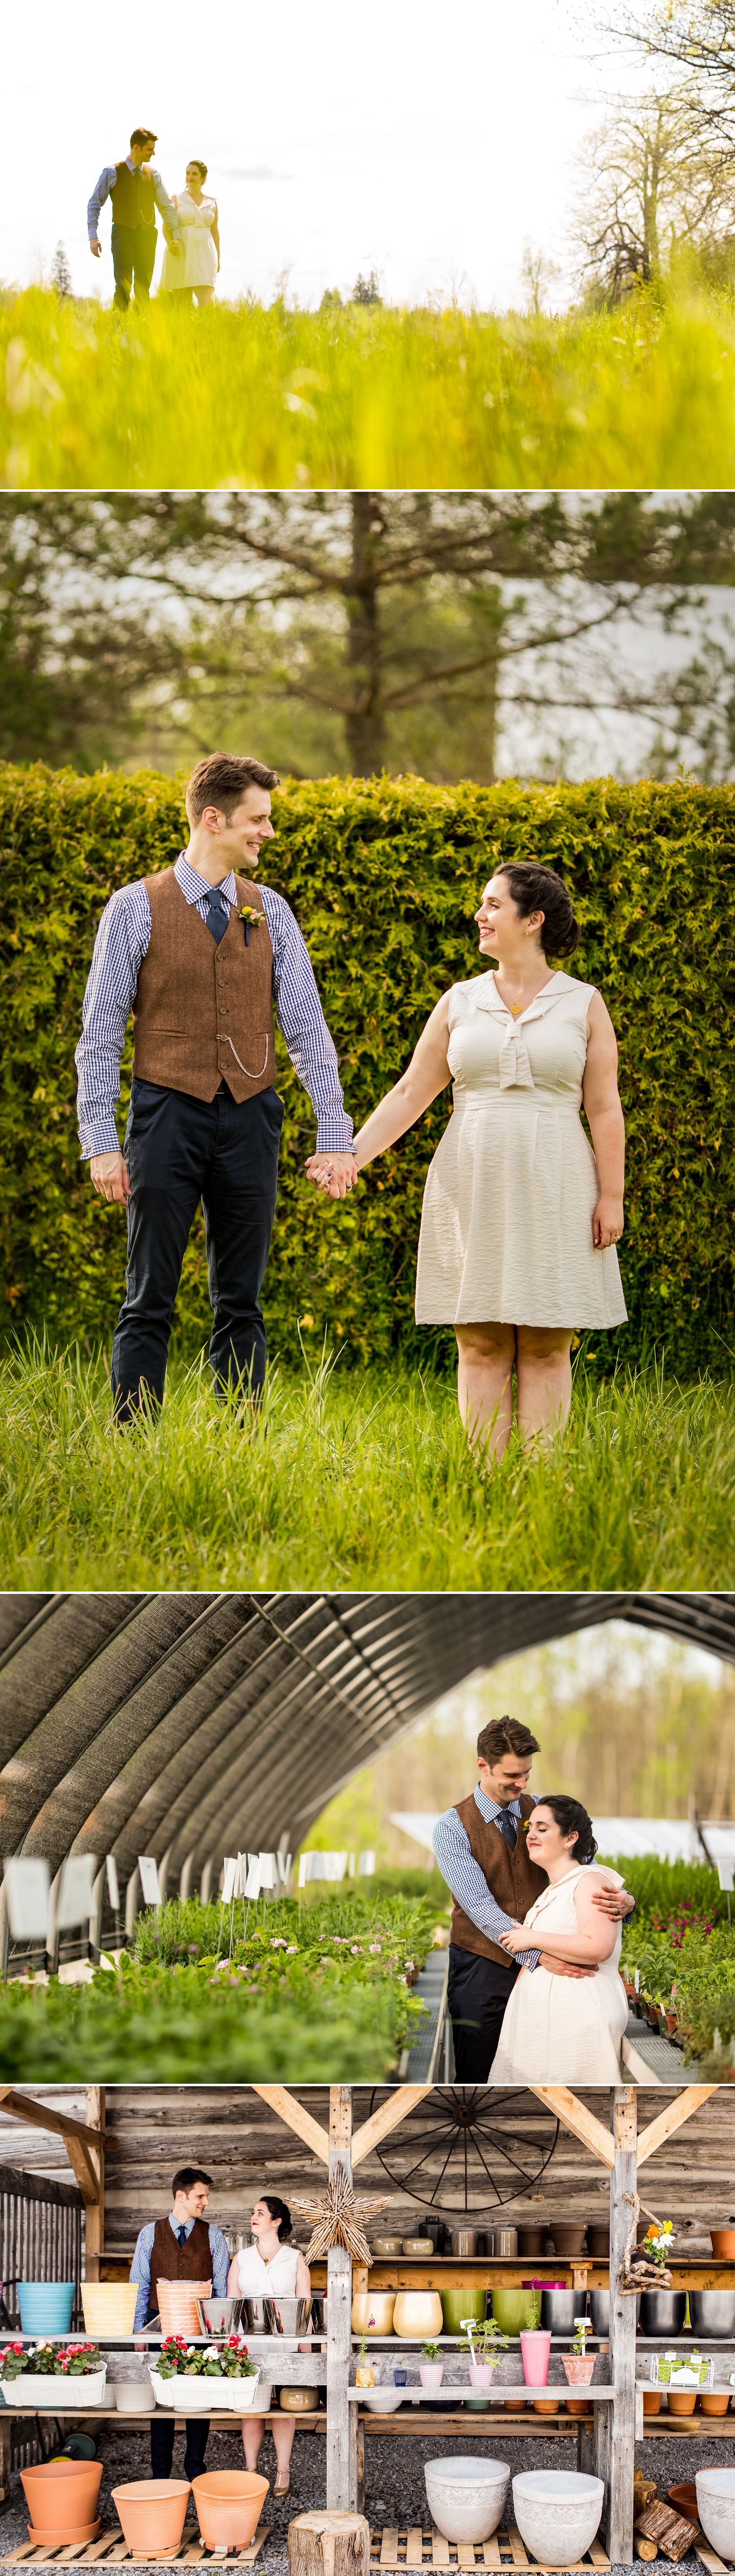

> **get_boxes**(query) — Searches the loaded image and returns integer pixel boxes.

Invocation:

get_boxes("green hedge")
[2,764,734,1371]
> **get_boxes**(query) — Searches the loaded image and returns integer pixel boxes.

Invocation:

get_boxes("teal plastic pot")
[441,2285,487,2335]
[491,2286,540,2336]
[18,2282,75,2336]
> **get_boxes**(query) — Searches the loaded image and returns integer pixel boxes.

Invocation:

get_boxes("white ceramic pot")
[112,2380,156,2414]
[361,2389,405,2414]
[248,2382,273,2415]
[513,2472,604,2567]
[696,2470,735,2557]
[2,2369,107,2408]
[392,2292,443,2339]
[424,2457,510,2543]
[419,2364,443,2390]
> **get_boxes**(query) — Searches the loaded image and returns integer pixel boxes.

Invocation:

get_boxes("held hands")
[497,1920,528,1957]
[592,1196,624,1250]
[538,1950,595,1980]
[90,1151,130,1205]
[304,1149,359,1201]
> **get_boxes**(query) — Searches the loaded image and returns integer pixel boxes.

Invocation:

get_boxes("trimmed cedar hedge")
[1,763,734,1374]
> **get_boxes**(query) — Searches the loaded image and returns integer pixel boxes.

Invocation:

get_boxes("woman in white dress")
[160,160,219,305]
[491,1796,629,2083]
[318,861,626,1460]
[228,2197,311,2497]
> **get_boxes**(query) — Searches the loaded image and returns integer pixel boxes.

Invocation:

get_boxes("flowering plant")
[0,2340,101,2379]
[643,2222,674,2271]
[156,2333,256,2380]
[237,906,264,945]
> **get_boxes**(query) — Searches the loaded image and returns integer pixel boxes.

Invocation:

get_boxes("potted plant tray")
[150,2333,260,2411]
[1,2342,106,2405]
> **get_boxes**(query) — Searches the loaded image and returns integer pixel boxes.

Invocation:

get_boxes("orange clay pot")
[701,2391,731,2417]
[711,2230,735,2260]
[534,2398,559,2413]
[112,2478,191,2556]
[666,2390,698,2417]
[641,2389,662,2415]
[193,2471,270,2549]
[21,2459,102,2541]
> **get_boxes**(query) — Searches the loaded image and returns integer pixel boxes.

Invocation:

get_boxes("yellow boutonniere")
[238,904,263,945]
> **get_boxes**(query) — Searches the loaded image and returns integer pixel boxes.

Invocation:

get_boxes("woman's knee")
[456,1322,515,1364]
[516,1327,572,1368]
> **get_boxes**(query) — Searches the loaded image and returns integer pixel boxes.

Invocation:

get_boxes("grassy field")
[4,284,735,486]
[2,1338,734,1590]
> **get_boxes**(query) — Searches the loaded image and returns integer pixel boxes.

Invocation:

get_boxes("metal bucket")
[689,2291,735,2336]
[639,2289,687,2337]
[240,2296,322,2338]
[540,2288,578,2335]
[196,2296,245,2337]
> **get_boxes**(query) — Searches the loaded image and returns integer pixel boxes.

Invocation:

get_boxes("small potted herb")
[460,2316,509,2388]
[419,2339,443,2391]
[355,2335,374,2391]
[562,2316,596,2411]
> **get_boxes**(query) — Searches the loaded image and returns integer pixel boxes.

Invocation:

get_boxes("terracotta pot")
[586,2229,610,2261]
[193,2471,269,2550]
[112,2479,191,2556]
[80,2279,138,2336]
[27,2519,100,2546]
[517,2228,547,2257]
[667,2390,698,2417]
[668,2484,698,2522]
[21,2459,103,2540]
[562,2355,595,2417]
[549,2226,587,2257]
[701,2392,731,2417]
[533,2398,559,2414]
[156,2277,212,2340]
[351,2292,395,2336]
[392,2291,443,2339]
[711,2229,735,2260]
[641,2389,662,2416]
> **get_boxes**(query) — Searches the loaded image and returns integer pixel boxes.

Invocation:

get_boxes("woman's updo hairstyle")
[537,1794,598,1865]
[189,158,208,180]
[261,2194,293,2240]
[497,861,580,961]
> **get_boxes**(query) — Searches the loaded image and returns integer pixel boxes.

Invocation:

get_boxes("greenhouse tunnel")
[0,1590,733,1968]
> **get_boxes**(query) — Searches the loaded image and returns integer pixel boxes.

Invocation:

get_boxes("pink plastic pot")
[419,2363,443,2390]
[468,2362,494,2388]
[520,2329,551,2388]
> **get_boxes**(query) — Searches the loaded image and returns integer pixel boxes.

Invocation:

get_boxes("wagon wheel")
[367,2087,560,2217]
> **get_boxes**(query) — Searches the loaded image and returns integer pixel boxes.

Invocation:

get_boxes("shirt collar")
[169,2212,194,2235]
[474,969,569,1025]
[474,1786,522,1823]
[174,851,238,909]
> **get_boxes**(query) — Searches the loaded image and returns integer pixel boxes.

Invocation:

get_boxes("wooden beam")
[603,2088,637,2567]
[84,2087,105,2278]
[0,2086,107,2158]
[327,2087,357,2514]
[351,2086,434,2169]
[529,2086,615,2169]
[250,2085,331,2166]
[637,2086,719,2167]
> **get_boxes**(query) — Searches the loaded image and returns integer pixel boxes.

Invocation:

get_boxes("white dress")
[490,1865,629,2083]
[415,969,627,1328]
[160,190,218,292]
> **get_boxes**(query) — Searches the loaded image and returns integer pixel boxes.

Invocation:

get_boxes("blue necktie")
[495,1806,517,1850]
[204,887,230,946]
[176,2225,188,2246]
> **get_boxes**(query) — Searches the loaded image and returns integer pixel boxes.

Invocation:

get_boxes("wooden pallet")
[695,2551,735,2576]
[0,2525,270,2567]
[369,2531,611,2573]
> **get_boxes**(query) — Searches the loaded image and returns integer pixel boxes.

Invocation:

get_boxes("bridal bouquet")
[156,2333,256,2379]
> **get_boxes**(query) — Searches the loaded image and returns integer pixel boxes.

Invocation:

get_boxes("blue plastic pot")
[17,2281,75,2335]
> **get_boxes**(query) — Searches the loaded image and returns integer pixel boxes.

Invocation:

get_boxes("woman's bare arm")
[227,2256,239,2293]
[500,1876,618,1965]
[583,990,625,1250]
[351,994,453,1171]
[212,206,220,265]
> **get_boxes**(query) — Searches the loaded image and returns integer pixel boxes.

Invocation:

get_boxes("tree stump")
[289,2508,371,2576]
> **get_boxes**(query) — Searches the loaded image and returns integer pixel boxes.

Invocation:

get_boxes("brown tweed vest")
[450,1793,547,1964]
[147,2216,213,2317]
[110,163,157,227]
[132,868,276,1104]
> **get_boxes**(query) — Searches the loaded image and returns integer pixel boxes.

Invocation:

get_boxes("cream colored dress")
[415,969,627,1328]
[491,1865,629,2084]
[160,190,218,292]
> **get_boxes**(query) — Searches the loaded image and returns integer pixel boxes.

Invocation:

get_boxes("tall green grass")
[3,285,735,487]
[1,1338,733,1590]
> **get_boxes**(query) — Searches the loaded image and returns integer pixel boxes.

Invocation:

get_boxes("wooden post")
[596,2086,637,2567]
[326,2086,357,2515]
[0,2414,11,2513]
[82,2087,105,2282]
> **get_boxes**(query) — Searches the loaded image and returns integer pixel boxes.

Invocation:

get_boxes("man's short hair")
[172,2165,213,2195]
[476,1716,540,1765]
[186,753,281,826]
[130,127,157,148]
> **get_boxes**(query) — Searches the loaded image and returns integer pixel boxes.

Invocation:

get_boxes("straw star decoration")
[289,2159,391,2267]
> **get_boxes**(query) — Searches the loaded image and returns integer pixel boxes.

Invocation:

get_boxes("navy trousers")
[111,222,157,309]
[149,2413,209,2481]
[447,1944,521,2081]
[111,1079,284,1421]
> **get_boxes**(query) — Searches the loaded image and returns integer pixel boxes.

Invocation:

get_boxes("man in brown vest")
[87,127,182,309]
[130,2163,231,2483]
[75,751,357,1421]
[433,1715,635,2080]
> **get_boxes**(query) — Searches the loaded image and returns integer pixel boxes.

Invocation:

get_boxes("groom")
[130,2162,230,2484]
[87,127,183,308]
[433,1715,635,2081]
[75,752,357,1421]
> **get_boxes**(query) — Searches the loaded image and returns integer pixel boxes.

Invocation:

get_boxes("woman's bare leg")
[455,1323,516,1461]
[271,2416,296,2477]
[241,2417,265,2470]
[195,284,215,304]
[515,1326,573,1448]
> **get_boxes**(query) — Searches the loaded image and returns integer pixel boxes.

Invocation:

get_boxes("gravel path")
[0,2420,726,2575]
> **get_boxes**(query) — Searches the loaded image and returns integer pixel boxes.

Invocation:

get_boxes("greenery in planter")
[2,763,734,1376]
[460,2318,512,2362]
[156,2335,256,2379]
[131,1888,436,1976]
[0,2341,101,2377]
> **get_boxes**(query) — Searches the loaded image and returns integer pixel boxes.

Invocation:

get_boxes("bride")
[490,1794,629,2082]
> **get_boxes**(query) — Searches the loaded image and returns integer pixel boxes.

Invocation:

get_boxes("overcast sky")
[5,0,644,306]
